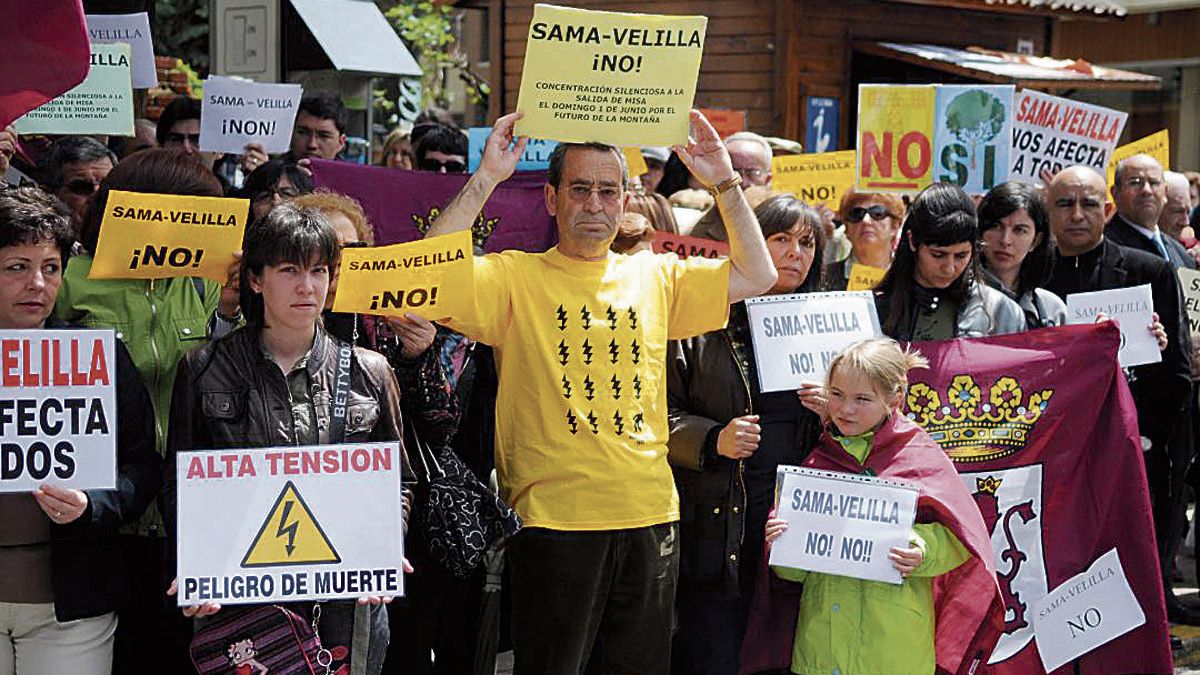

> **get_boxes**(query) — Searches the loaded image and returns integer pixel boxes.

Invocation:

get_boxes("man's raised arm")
[673,110,777,303]
[425,111,529,239]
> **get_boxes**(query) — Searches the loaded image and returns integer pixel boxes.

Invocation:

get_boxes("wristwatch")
[706,174,742,198]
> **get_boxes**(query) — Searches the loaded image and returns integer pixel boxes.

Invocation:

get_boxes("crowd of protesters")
[1,82,1199,675]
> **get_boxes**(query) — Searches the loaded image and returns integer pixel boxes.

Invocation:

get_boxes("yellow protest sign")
[332,230,474,321]
[514,4,707,146]
[90,190,247,281]
[1106,129,1170,189]
[242,481,340,567]
[856,85,936,193]
[623,147,648,178]
[847,263,887,291]
[772,150,856,207]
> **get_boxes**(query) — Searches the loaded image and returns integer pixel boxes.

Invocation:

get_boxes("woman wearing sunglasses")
[873,183,1025,341]
[977,181,1067,329]
[237,160,314,226]
[825,189,905,290]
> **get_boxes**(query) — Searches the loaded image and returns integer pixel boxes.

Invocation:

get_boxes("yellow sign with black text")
[332,230,474,321]
[242,481,340,568]
[847,263,887,291]
[514,4,707,146]
[772,150,857,207]
[90,190,247,281]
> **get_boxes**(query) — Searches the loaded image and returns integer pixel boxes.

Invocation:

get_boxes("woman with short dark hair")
[978,181,1067,328]
[237,159,314,226]
[873,183,1025,341]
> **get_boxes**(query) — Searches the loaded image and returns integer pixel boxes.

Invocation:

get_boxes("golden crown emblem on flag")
[906,374,1053,463]
[412,207,499,250]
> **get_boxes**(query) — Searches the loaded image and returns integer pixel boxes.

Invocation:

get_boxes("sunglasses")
[845,205,892,223]
[417,157,467,173]
[64,178,100,196]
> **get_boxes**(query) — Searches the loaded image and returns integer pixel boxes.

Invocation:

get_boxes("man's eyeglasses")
[565,184,622,204]
[164,132,200,146]
[733,166,767,181]
[844,205,893,224]
[417,157,467,173]
[1123,176,1163,190]
[64,178,100,196]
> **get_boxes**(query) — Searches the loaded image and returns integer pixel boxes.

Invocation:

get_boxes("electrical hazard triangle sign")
[241,481,340,568]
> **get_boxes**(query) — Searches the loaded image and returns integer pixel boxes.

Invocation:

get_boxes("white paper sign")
[1065,284,1159,368]
[1033,548,1146,672]
[199,76,304,155]
[0,330,117,492]
[86,12,157,89]
[768,466,919,584]
[176,443,405,606]
[14,43,135,137]
[1009,90,1127,186]
[745,291,881,392]
[1178,267,1200,335]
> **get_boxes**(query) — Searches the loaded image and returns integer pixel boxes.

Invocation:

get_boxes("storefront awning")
[856,42,1159,91]
[288,0,421,77]
[884,0,1126,17]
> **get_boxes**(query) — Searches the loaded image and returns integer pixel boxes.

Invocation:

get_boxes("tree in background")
[944,89,1006,170]
[379,1,490,112]
[152,0,209,74]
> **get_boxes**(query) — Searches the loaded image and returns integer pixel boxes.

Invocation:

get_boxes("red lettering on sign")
[897,132,931,179]
[860,132,892,178]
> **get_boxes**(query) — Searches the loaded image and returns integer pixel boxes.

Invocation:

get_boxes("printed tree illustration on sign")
[945,90,1006,170]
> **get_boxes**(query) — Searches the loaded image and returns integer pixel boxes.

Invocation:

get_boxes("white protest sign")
[14,43,135,137]
[200,76,304,155]
[0,330,117,493]
[745,291,881,392]
[1033,548,1145,672]
[86,12,157,88]
[1010,90,1127,186]
[768,466,918,585]
[176,443,405,606]
[1065,284,1159,368]
[1179,267,1200,336]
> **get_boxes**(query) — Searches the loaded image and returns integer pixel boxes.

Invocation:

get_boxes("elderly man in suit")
[1106,154,1197,271]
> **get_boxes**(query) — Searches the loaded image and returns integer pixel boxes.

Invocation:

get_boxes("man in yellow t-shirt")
[427,110,778,675]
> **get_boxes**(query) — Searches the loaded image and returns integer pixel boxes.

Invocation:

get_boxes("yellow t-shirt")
[443,247,731,530]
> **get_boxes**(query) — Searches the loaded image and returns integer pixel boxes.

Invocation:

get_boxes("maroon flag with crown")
[909,322,1170,674]
[0,0,91,129]
[310,159,557,253]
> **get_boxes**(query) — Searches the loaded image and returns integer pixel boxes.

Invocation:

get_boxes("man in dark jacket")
[1044,166,1197,624]
[1106,154,1197,270]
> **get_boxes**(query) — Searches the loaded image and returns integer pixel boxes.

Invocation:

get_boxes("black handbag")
[413,434,521,578]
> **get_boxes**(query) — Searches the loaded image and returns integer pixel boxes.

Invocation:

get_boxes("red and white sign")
[1009,90,1127,186]
[652,231,729,259]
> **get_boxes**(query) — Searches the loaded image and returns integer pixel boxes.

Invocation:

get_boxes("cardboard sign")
[175,443,406,606]
[933,85,1014,195]
[332,230,474,321]
[856,85,936,193]
[200,76,304,155]
[14,43,134,137]
[1179,267,1200,335]
[514,4,707,146]
[622,147,649,178]
[1033,548,1146,672]
[467,127,557,173]
[698,108,746,140]
[86,12,157,88]
[651,231,728,259]
[0,330,117,493]
[90,190,248,282]
[769,465,919,585]
[806,96,839,153]
[1106,129,1170,190]
[745,291,882,391]
[846,263,886,291]
[771,150,856,207]
[1010,90,1127,186]
[1065,284,1159,368]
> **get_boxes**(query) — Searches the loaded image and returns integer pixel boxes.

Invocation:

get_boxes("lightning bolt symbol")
[613,410,625,435]
[582,339,594,365]
[566,409,578,435]
[610,374,622,400]
[630,339,641,365]
[608,339,620,364]
[586,409,599,435]
[628,308,638,330]
[557,339,570,366]
[561,375,572,399]
[580,305,592,330]
[275,500,299,556]
[606,306,618,330]
[633,412,644,434]
[633,374,642,399]
[556,304,568,331]
[583,375,595,401]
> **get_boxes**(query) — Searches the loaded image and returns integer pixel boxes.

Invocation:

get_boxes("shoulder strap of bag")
[329,341,355,443]
[350,603,371,675]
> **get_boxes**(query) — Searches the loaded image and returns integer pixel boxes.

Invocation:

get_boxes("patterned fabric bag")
[190,604,350,675]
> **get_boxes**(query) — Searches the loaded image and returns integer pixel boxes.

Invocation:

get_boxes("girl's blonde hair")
[825,337,929,401]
